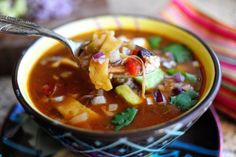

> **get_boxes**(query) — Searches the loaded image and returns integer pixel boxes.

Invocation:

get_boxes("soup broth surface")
[28,30,202,131]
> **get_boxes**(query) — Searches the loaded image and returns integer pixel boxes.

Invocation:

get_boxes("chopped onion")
[192,61,200,67]
[146,97,153,105]
[132,38,149,48]
[118,36,129,42]
[92,52,106,64]
[97,89,104,96]
[144,56,161,73]
[101,106,114,117]
[174,73,185,82]
[110,49,121,63]
[182,84,193,91]
[108,104,118,111]
[121,47,131,55]
[162,60,176,69]
[91,96,107,105]
[125,78,137,89]
[50,96,64,102]
[165,52,174,60]
[153,90,166,104]
[69,112,88,124]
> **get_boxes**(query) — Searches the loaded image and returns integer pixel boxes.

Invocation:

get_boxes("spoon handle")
[0,15,78,52]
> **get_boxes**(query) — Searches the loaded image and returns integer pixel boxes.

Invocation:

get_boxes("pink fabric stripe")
[222,76,236,85]
[161,3,236,49]
[215,93,236,112]
[221,60,236,71]
[173,0,236,41]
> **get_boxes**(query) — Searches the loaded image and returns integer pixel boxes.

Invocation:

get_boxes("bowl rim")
[12,14,222,136]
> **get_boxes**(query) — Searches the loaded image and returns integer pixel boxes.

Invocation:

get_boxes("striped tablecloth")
[161,0,236,120]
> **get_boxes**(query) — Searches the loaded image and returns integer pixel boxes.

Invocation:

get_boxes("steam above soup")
[28,30,202,131]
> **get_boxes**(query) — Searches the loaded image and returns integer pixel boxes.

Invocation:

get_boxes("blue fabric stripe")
[170,140,219,156]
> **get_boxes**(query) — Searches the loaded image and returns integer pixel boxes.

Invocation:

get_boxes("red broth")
[27,30,202,131]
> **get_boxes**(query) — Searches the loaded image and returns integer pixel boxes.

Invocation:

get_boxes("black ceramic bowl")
[12,15,221,157]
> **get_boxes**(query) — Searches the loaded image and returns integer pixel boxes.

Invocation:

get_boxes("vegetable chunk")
[167,69,197,83]
[135,68,164,90]
[55,97,99,120]
[115,84,143,105]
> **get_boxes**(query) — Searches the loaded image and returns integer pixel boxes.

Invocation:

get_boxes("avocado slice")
[135,68,164,90]
[115,84,142,105]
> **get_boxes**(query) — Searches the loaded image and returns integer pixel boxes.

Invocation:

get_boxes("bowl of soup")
[12,15,221,156]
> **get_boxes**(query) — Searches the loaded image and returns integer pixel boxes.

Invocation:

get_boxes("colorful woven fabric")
[161,0,236,118]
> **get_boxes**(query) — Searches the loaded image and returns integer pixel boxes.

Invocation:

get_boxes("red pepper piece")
[125,58,142,76]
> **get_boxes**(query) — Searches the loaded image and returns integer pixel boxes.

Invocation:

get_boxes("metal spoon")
[0,15,152,67]
[0,15,85,65]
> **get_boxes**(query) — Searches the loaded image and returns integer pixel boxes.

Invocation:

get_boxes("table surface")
[0,1,236,157]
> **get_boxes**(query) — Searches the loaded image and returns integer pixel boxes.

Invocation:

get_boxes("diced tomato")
[125,58,142,76]
[41,83,57,96]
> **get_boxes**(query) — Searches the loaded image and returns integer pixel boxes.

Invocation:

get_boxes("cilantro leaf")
[166,69,197,83]
[148,36,162,49]
[183,72,197,83]
[166,69,178,75]
[112,107,138,131]
[163,43,192,63]
[171,90,199,111]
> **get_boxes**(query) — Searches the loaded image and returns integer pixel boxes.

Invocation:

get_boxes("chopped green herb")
[166,69,178,75]
[112,107,138,131]
[183,73,197,83]
[163,43,192,63]
[148,36,162,49]
[170,90,199,111]
[222,81,236,92]
[166,69,197,83]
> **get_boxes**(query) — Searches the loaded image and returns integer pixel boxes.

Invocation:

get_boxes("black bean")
[137,49,152,58]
